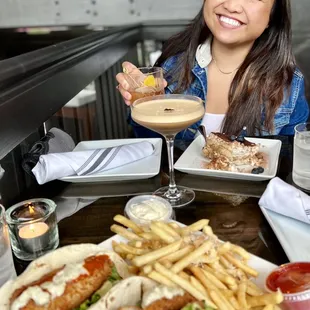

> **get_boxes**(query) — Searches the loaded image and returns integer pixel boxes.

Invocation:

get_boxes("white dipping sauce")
[142,285,184,307]
[129,200,169,221]
[11,262,88,310]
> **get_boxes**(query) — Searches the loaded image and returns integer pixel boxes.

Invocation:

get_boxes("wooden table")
[14,135,295,274]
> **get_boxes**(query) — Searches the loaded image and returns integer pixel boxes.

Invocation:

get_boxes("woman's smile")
[205,0,274,45]
[216,14,245,29]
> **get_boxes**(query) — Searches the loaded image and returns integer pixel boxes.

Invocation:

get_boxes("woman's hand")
[116,61,167,106]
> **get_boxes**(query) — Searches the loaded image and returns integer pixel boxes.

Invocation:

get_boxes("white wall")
[0,0,203,28]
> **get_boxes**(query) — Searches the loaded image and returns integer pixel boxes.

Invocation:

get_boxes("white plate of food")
[98,216,283,309]
[260,206,310,262]
[175,135,282,181]
[1,216,284,310]
[99,229,277,290]
[60,138,162,183]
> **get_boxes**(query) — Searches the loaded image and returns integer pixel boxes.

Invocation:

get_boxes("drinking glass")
[123,67,165,104]
[293,122,310,190]
[131,94,204,207]
[0,205,16,287]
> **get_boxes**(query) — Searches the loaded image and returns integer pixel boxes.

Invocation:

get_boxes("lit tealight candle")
[18,222,49,253]
[19,222,49,238]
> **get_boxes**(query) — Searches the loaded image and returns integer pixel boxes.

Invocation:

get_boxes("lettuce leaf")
[181,303,215,310]
[74,293,100,310]
[74,266,121,310]
[108,266,122,284]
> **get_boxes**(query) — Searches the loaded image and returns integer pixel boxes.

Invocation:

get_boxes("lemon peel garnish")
[143,75,156,87]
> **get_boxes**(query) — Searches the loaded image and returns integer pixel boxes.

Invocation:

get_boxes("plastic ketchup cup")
[265,262,310,310]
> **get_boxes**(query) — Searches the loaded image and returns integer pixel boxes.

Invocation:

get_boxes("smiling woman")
[116,0,309,142]
[204,0,274,45]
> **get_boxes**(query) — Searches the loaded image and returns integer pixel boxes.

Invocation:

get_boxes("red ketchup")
[266,262,310,310]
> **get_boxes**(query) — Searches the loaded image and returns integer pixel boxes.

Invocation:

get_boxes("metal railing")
[0,21,189,160]
[0,21,189,206]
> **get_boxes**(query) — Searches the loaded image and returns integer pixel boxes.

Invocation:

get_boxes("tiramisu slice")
[202,132,267,173]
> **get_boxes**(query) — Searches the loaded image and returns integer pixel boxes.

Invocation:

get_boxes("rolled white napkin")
[259,177,310,224]
[32,141,154,184]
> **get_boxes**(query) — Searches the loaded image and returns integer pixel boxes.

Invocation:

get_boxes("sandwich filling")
[10,254,122,310]
[118,284,216,310]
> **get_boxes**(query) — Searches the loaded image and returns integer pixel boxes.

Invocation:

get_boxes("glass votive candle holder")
[5,198,59,261]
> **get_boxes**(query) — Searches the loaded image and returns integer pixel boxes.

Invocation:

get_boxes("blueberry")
[237,136,245,142]
[251,167,264,174]
[229,135,237,141]
[257,166,264,173]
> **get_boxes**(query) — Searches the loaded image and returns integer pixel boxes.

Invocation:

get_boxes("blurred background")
[0,0,309,80]
[0,0,309,206]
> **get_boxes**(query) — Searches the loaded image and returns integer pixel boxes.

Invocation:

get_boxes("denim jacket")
[129,55,309,141]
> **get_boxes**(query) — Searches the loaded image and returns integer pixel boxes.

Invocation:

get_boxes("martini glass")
[131,94,204,207]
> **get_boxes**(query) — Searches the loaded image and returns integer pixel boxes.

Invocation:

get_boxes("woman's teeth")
[219,15,242,27]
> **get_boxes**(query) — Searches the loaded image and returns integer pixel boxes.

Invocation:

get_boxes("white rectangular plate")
[99,227,277,290]
[175,135,282,181]
[260,206,310,262]
[60,138,162,183]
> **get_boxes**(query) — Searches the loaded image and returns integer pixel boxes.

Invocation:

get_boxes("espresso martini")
[131,98,204,136]
[131,94,204,207]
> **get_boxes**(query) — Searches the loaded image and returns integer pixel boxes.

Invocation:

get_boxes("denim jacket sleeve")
[279,72,309,135]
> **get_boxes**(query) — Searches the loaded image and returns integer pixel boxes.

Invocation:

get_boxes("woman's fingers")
[122,61,140,74]
[116,73,130,90]
[117,84,132,106]
[116,61,167,105]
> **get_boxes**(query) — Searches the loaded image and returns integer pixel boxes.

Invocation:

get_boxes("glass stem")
[165,136,177,194]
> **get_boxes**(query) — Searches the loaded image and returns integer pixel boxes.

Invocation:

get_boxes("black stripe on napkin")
[76,149,100,174]
[81,146,122,176]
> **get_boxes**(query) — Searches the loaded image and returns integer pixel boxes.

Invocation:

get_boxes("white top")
[195,38,213,69]
[195,39,225,135]
[201,113,225,136]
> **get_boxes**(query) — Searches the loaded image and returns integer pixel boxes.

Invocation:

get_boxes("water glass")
[293,122,310,190]
[0,205,16,287]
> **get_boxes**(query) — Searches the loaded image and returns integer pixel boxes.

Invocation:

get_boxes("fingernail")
[125,93,132,100]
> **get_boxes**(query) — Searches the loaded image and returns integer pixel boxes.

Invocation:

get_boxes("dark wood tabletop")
[14,135,296,275]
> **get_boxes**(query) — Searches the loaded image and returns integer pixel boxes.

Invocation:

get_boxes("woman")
[116,0,309,142]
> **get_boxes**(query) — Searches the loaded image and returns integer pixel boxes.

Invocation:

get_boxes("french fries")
[159,245,194,263]
[154,263,216,308]
[247,290,283,307]
[182,219,210,235]
[148,270,176,287]
[190,276,208,296]
[113,214,143,234]
[171,240,213,273]
[224,253,259,277]
[110,216,284,310]
[111,224,142,241]
[154,221,181,239]
[132,240,182,267]
[150,222,176,243]
[201,269,228,290]
[237,281,248,309]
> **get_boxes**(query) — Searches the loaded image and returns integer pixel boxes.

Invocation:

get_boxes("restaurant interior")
[0,1,310,309]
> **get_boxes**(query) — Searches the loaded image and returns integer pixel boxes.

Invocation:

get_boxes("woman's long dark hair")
[155,0,295,135]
